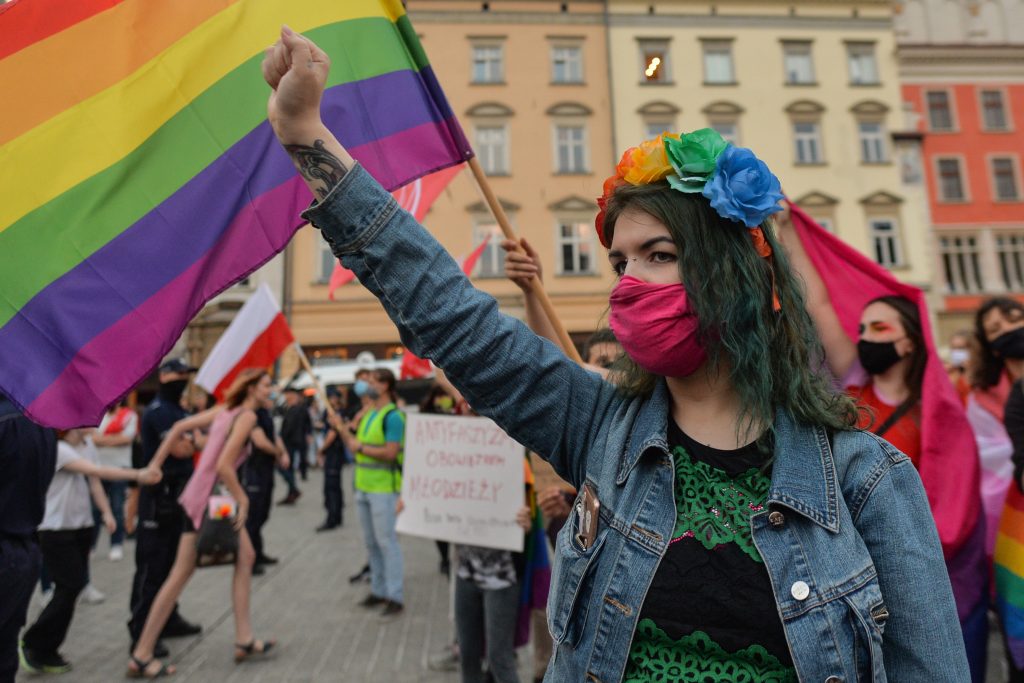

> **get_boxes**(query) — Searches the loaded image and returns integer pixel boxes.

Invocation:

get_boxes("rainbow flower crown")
[594,128,784,248]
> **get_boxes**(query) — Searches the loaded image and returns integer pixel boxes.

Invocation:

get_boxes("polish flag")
[328,164,463,299]
[195,283,294,400]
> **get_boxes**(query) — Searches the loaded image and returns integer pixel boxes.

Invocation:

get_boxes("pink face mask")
[609,276,708,378]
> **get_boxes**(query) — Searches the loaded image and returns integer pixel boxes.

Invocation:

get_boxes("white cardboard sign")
[396,413,525,552]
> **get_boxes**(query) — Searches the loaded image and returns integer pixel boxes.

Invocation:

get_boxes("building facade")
[607,0,933,293]
[284,0,615,369]
[895,0,1024,340]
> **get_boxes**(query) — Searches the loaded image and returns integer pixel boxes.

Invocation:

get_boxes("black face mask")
[858,339,903,376]
[159,379,189,404]
[991,327,1024,360]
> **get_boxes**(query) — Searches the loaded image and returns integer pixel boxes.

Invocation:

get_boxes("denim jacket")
[304,165,970,682]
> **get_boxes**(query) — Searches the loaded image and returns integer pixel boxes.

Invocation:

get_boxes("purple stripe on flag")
[24,177,309,428]
[350,117,470,191]
[0,81,467,416]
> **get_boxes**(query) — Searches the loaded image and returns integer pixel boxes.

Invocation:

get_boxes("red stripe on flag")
[462,234,492,276]
[212,313,294,400]
[0,0,123,61]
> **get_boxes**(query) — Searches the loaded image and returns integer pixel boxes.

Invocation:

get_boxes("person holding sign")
[263,27,966,681]
[335,369,406,619]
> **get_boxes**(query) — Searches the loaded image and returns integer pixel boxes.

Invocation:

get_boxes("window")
[645,121,674,139]
[847,43,879,85]
[926,91,954,131]
[551,45,583,84]
[710,121,739,144]
[639,39,671,84]
[793,122,823,164]
[993,157,1020,201]
[472,223,506,277]
[782,42,815,85]
[557,221,595,274]
[859,122,887,163]
[940,235,985,293]
[702,40,735,85]
[475,125,508,175]
[814,217,835,233]
[472,44,503,84]
[998,234,1024,291]
[317,241,335,283]
[555,125,587,173]
[870,219,902,268]
[937,158,965,201]
[981,90,1009,131]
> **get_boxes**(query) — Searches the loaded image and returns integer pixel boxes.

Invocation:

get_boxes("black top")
[1006,380,1024,492]
[624,420,795,682]
[137,394,192,524]
[248,408,278,473]
[0,394,57,538]
[280,404,311,448]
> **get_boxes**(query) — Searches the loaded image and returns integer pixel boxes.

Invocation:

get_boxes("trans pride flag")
[0,0,471,428]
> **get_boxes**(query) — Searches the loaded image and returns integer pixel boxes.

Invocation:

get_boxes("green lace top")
[622,422,796,683]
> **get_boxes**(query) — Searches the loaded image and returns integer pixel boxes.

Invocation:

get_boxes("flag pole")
[293,342,337,420]
[466,157,584,365]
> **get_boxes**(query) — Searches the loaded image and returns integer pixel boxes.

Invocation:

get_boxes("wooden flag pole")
[466,156,584,365]
[293,342,338,420]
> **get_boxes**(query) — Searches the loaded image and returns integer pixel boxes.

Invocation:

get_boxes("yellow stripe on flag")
[0,0,399,234]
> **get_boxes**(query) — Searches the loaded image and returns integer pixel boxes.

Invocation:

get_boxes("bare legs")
[129,528,260,674]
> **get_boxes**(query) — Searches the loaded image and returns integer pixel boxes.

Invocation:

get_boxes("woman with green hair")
[255,26,968,682]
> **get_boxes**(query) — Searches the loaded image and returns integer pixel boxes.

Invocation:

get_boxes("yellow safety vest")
[354,404,404,494]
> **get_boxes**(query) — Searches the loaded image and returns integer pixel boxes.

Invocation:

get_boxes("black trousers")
[243,457,275,559]
[323,450,344,526]
[0,537,40,683]
[128,516,183,642]
[22,528,92,656]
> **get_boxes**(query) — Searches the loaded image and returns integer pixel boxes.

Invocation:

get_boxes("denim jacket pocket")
[842,580,888,683]
[548,506,609,648]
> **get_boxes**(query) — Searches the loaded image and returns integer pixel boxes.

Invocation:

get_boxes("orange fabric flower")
[616,133,678,185]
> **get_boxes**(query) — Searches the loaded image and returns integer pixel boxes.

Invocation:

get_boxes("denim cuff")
[300,163,400,256]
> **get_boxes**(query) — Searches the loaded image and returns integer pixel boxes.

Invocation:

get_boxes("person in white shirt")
[18,430,159,675]
[92,401,139,561]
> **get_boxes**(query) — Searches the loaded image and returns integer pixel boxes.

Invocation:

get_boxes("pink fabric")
[789,203,981,560]
[609,276,708,378]
[178,407,251,530]
[967,393,1013,562]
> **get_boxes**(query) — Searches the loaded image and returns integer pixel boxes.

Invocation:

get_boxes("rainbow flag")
[996,486,1024,668]
[0,0,471,428]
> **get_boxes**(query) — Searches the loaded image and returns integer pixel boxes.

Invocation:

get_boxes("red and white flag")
[328,164,463,299]
[195,283,294,400]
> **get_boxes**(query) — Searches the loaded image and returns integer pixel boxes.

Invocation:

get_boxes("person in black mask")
[127,359,202,657]
[245,395,290,573]
[979,298,1024,488]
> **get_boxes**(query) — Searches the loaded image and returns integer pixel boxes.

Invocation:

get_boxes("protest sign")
[397,413,525,552]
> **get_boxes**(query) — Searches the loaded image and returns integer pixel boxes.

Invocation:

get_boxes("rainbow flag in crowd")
[0,0,471,428]
[997,487,1024,669]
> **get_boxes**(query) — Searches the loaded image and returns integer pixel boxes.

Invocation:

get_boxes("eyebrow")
[607,236,676,260]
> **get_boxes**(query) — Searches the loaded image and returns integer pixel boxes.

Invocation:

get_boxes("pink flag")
[788,202,981,558]
[461,234,492,276]
[327,164,463,299]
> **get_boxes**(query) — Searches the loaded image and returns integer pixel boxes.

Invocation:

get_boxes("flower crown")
[594,128,784,248]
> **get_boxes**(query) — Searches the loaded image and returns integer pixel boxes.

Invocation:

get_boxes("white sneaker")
[38,589,53,608]
[80,583,105,605]
[109,545,124,561]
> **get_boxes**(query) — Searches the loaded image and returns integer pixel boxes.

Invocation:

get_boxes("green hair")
[603,181,859,436]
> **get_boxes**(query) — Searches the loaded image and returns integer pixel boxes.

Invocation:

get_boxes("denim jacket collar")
[617,379,840,533]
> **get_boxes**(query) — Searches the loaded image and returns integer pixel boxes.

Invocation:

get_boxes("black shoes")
[348,563,371,584]
[19,642,71,674]
[256,554,278,566]
[278,491,301,505]
[380,600,404,618]
[252,564,266,576]
[162,615,202,638]
[315,522,340,532]
[358,594,387,609]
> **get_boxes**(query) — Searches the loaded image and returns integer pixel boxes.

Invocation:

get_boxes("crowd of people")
[6,23,1024,683]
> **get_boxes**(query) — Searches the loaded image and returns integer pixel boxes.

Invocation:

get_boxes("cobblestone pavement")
[15,466,1012,682]
[17,468,536,682]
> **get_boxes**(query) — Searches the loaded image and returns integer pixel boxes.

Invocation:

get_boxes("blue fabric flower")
[702,146,784,227]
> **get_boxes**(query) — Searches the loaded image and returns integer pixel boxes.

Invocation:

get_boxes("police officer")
[127,359,202,655]
[244,397,288,574]
[0,392,56,683]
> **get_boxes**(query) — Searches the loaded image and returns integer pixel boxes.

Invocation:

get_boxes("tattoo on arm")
[284,139,348,200]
